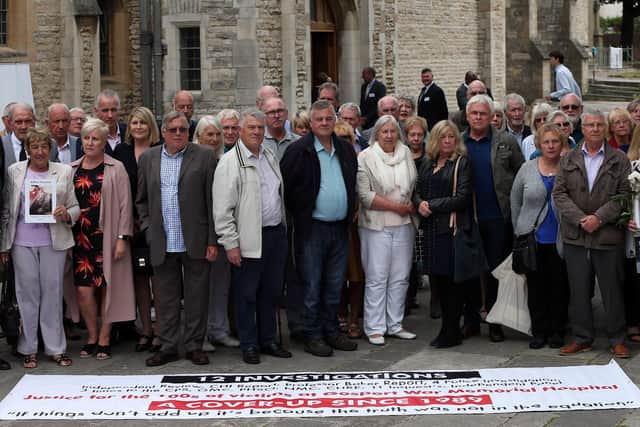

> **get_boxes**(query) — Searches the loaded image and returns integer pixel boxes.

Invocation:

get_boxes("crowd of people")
[0,50,637,371]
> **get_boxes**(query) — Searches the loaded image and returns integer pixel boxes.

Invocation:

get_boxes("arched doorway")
[310,0,338,101]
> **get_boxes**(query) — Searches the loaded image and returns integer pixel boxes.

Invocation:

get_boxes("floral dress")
[72,163,106,288]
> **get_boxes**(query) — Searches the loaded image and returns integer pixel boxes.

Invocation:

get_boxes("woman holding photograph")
[0,127,80,368]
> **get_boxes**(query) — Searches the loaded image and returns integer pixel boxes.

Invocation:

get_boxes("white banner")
[0,360,638,420]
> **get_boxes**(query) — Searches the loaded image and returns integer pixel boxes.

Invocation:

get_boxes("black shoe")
[489,324,505,342]
[145,351,179,367]
[242,346,260,364]
[261,342,292,358]
[289,330,305,343]
[325,333,357,351]
[304,339,333,357]
[529,336,546,349]
[430,333,443,347]
[186,350,210,365]
[435,338,462,349]
[0,358,10,370]
[549,333,564,349]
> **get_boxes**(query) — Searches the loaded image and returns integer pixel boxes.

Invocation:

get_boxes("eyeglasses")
[561,104,581,111]
[165,127,188,134]
[70,117,86,123]
[534,117,546,123]
[583,123,605,129]
[540,140,561,146]
[613,120,630,127]
[265,108,286,117]
[555,121,570,127]
[468,91,486,96]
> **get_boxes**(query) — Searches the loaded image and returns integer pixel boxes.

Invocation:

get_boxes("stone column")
[479,0,506,101]
[76,16,101,111]
[281,0,297,110]
[338,8,361,106]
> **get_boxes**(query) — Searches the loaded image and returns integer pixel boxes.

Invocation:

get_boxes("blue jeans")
[295,220,349,340]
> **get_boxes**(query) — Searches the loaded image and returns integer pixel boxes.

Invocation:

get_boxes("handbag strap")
[449,157,462,232]
[532,187,552,231]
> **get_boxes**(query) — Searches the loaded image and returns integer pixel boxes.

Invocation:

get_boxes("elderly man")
[173,90,197,141]
[68,108,87,138]
[338,103,368,152]
[93,89,126,156]
[217,109,241,152]
[547,50,582,102]
[463,95,524,342]
[46,104,82,164]
[504,93,531,147]
[456,71,478,111]
[451,79,487,132]
[256,85,279,110]
[1,102,15,137]
[362,96,406,143]
[417,67,448,130]
[281,100,358,357]
[318,82,340,112]
[2,103,37,172]
[214,109,290,364]
[560,93,584,144]
[553,109,631,358]
[261,97,299,161]
[359,67,386,130]
[137,111,218,367]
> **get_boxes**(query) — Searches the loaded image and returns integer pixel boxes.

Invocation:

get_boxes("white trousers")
[359,224,415,336]
[12,245,67,355]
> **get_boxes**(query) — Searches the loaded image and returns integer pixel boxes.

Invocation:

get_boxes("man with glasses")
[173,90,197,141]
[68,108,87,138]
[553,109,630,359]
[559,93,584,144]
[262,97,299,161]
[137,111,218,367]
[2,102,36,172]
[363,95,406,143]
[452,80,488,132]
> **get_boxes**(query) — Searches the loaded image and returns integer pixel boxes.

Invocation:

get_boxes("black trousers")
[623,258,640,328]
[524,243,569,338]
[431,275,464,343]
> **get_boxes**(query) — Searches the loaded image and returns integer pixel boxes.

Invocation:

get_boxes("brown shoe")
[559,342,592,355]
[186,350,210,365]
[610,343,631,359]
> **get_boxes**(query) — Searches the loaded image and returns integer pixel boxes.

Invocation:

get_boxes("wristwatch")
[117,234,132,241]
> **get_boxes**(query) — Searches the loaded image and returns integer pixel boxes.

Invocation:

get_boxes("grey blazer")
[2,134,59,175]
[136,143,218,266]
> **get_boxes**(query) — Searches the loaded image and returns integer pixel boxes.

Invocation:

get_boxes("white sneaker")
[213,335,240,348]
[391,329,417,340]
[368,335,385,345]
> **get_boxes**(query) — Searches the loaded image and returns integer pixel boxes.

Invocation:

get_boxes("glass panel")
[179,27,201,91]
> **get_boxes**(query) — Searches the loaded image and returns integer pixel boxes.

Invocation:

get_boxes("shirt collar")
[314,136,333,154]
[423,82,434,91]
[264,128,292,143]
[506,124,523,136]
[581,142,605,156]
[11,132,22,147]
[239,139,265,159]
[162,144,187,158]
[464,128,492,142]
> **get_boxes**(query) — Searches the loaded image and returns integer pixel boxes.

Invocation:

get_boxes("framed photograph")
[24,178,56,223]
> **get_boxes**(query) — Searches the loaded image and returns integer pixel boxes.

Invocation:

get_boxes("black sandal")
[52,353,73,367]
[96,345,111,360]
[135,335,153,352]
[80,343,97,359]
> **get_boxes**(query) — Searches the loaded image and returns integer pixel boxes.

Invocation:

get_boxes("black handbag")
[450,157,488,283]
[0,261,20,339]
[132,231,153,275]
[512,190,550,275]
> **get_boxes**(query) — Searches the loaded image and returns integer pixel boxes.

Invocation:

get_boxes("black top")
[113,141,160,218]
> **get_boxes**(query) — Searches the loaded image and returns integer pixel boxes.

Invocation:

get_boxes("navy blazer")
[280,131,358,241]
[360,79,386,130]
[417,82,449,130]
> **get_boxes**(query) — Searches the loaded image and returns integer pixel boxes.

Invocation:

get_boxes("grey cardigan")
[510,159,558,238]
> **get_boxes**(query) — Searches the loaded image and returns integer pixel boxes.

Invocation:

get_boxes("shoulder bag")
[511,189,550,275]
[0,261,20,340]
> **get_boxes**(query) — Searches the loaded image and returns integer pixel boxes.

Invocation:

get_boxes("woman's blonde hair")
[334,120,355,146]
[125,106,160,145]
[425,120,466,161]
[292,110,310,133]
[81,118,109,142]
[534,123,568,150]
[628,125,640,161]
[608,107,634,139]
[25,127,52,152]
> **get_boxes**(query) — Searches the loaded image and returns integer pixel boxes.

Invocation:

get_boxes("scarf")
[369,142,416,197]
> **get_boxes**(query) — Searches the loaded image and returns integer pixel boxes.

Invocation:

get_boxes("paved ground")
[0,283,638,427]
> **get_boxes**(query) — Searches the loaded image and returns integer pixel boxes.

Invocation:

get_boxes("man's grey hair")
[161,111,188,131]
[581,108,606,125]
[318,82,339,99]
[503,93,525,110]
[547,110,573,134]
[466,95,494,114]
[377,95,399,112]
[239,108,266,127]
[2,102,16,118]
[310,100,337,119]
[370,114,402,145]
[69,107,85,116]
[338,103,361,117]
[216,109,240,123]
[8,102,35,121]
[94,89,121,109]
[46,103,70,119]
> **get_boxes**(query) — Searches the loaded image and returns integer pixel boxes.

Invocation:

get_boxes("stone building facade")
[0,0,594,121]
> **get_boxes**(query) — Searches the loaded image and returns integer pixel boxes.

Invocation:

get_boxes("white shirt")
[240,142,282,227]
[107,126,121,152]
[56,137,72,164]
[11,132,23,162]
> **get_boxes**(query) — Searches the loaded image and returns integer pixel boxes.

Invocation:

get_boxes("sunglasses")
[165,127,188,134]
[561,104,580,111]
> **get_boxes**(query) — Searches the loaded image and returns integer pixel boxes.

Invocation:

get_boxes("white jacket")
[213,141,286,259]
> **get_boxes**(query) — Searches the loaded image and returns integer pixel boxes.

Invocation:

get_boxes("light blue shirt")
[550,63,582,101]
[312,137,348,221]
[581,143,605,192]
[160,145,186,252]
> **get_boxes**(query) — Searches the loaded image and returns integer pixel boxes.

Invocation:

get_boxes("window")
[179,27,201,91]
[0,0,7,45]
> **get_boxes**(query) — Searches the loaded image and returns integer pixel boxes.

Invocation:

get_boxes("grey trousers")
[564,244,626,345]
[12,245,67,355]
[154,252,209,353]
[206,250,231,340]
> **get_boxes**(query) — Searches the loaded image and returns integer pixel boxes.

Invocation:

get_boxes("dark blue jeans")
[232,225,287,350]
[295,220,349,340]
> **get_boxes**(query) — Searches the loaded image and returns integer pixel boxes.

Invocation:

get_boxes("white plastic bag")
[486,253,531,335]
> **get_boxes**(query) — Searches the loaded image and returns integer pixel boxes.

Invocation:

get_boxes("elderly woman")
[491,101,505,131]
[113,106,161,353]
[72,118,135,361]
[520,103,553,160]
[292,110,311,137]
[608,107,634,153]
[628,99,640,125]
[0,127,80,368]
[511,123,569,349]
[193,115,240,349]
[413,121,472,348]
[398,96,416,125]
[334,121,365,338]
[527,110,576,160]
[357,115,418,345]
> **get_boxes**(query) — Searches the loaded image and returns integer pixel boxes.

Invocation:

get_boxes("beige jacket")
[1,161,80,251]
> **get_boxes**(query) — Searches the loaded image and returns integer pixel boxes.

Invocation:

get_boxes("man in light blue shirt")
[547,50,582,101]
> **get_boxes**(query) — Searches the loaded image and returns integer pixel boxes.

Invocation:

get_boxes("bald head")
[173,90,194,121]
[377,95,400,120]
[466,80,487,100]
[256,85,279,109]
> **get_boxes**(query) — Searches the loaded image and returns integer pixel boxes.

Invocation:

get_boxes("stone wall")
[123,0,143,114]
